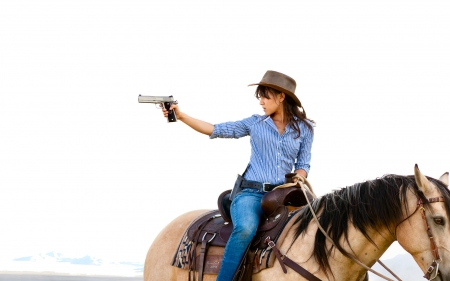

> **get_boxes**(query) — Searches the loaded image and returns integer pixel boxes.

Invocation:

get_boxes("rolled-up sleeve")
[210,115,261,139]
[294,123,314,175]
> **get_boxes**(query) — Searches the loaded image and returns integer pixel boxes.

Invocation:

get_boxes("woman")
[162,70,314,281]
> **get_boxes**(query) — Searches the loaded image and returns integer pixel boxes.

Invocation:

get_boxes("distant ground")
[1,252,143,277]
[0,273,142,281]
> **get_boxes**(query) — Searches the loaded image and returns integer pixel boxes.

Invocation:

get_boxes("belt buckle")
[263,183,271,192]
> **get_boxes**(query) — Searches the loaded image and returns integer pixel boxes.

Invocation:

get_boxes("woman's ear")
[279,92,285,102]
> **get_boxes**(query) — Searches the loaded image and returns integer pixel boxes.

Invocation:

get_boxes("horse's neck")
[278,220,395,281]
[338,225,395,264]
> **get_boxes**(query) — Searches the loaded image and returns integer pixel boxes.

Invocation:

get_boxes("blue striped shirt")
[210,114,313,185]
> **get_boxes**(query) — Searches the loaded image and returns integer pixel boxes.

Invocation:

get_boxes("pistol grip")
[164,102,177,122]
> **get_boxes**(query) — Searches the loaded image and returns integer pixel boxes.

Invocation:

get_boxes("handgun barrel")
[138,95,174,103]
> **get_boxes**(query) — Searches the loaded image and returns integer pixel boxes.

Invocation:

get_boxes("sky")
[1,0,449,269]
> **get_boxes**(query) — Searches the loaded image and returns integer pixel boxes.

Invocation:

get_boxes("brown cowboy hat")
[248,70,302,107]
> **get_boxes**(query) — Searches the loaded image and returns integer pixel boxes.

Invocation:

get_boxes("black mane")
[291,174,450,279]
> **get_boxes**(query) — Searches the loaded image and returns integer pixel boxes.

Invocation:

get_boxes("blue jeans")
[216,188,264,281]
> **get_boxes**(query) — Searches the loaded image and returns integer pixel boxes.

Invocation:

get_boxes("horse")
[144,165,450,281]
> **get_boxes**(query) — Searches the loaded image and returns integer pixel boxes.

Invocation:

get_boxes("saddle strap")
[265,237,320,281]
[188,213,217,281]
[283,256,322,281]
[198,239,208,281]
[265,237,287,273]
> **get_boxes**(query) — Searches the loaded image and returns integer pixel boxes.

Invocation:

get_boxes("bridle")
[396,196,445,280]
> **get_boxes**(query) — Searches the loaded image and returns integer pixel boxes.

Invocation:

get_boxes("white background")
[0,0,449,266]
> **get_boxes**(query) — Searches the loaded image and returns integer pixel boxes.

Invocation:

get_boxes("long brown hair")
[255,85,315,138]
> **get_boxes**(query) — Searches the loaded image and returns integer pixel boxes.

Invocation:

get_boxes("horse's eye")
[433,217,445,225]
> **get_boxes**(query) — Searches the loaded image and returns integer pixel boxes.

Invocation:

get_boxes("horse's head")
[396,165,450,281]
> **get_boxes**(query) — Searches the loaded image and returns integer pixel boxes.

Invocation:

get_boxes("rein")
[295,179,445,281]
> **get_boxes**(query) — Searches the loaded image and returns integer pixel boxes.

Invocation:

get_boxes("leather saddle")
[218,173,314,224]
[184,208,290,281]
[215,186,313,249]
[182,174,315,280]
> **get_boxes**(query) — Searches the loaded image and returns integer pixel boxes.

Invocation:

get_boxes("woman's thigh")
[230,189,264,231]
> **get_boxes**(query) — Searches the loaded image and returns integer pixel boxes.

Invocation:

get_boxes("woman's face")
[259,90,285,116]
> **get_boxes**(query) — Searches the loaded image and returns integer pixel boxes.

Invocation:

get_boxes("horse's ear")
[439,172,449,187]
[414,164,433,194]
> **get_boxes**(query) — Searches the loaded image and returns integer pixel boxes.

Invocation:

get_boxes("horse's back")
[144,209,211,281]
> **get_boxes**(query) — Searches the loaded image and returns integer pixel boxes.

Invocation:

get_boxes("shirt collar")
[263,115,294,134]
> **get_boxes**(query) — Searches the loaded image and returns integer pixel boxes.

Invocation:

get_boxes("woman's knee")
[233,221,258,238]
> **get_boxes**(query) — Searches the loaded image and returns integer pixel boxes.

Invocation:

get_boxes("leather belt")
[241,180,277,192]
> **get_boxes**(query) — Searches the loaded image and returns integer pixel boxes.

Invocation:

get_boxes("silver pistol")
[138,95,178,122]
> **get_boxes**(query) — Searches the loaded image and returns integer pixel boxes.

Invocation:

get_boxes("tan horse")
[145,165,450,281]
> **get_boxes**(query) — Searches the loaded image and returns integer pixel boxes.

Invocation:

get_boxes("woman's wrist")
[177,111,186,122]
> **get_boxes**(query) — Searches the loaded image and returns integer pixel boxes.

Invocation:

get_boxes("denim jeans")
[216,188,264,281]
